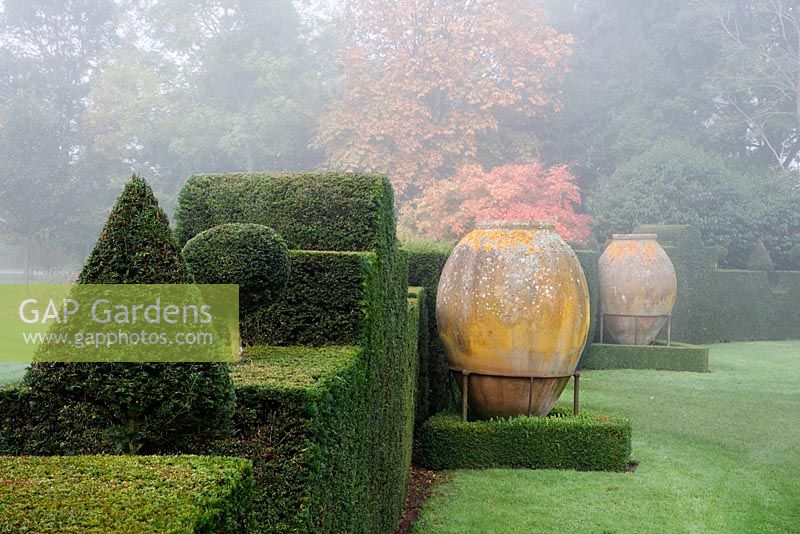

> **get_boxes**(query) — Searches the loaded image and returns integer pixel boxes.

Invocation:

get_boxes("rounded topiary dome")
[183,223,290,309]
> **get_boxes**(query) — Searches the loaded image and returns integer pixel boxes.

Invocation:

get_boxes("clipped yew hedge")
[219,346,367,532]
[417,410,632,472]
[175,172,395,253]
[240,251,373,346]
[217,289,420,534]
[408,287,430,426]
[0,172,425,533]
[406,244,454,417]
[175,173,418,533]
[22,175,235,455]
[0,455,252,533]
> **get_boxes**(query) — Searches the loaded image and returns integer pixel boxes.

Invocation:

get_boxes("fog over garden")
[1,0,798,276]
[2,2,800,533]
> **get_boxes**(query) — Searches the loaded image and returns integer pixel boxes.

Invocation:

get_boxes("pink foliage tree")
[411,162,592,241]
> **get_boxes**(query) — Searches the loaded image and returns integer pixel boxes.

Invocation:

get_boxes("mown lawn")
[0,363,27,386]
[0,273,24,285]
[414,341,800,533]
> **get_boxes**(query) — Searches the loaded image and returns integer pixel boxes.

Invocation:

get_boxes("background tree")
[1,0,328,267]
[588,139,756,264]
[540,0,799,263]
[314,0,572,209]
[0,0,120,263]
[86,0,325,201]
[703,0,800,169]
[0,93,65,279]
[538,0,718,189]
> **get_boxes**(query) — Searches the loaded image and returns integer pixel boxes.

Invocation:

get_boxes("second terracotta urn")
[436,221,590,419]
[599,234,677,345]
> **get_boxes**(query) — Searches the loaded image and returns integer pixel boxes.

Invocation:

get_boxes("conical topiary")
[24,175,235,454]
[77,175,190,284]
[789,244,800,270]
[746,239,775,272]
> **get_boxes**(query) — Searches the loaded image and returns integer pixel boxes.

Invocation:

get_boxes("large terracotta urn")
[599,234,677,345]
[436,221,590,419]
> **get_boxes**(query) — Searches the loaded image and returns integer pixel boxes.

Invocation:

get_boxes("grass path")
[414,341,800,533]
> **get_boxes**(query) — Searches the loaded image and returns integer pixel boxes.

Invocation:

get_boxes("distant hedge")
[175,172,395,252]
[0,455,252,533]
[183,223,290,309]
[632,225,800,343]
[579,342,709,372]
[409,287,430,427]
[405,244,454,417]
[416,411,632,472]
[707,269,800,342]
[574,249,600,342]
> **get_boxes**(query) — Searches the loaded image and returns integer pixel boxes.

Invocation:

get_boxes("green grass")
[0,272,73,284]
[414,341,800,533]
[0,363,26,387]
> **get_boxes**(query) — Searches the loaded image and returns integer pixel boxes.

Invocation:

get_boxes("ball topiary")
[182,223,290,310]
[713,245,729,264]
[23,175,235,454]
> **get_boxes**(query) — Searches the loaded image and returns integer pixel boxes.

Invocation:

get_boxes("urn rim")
[611,233,658,241]
[476,220,556,230]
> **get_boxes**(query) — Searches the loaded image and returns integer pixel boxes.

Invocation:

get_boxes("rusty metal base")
[449,367,581,422]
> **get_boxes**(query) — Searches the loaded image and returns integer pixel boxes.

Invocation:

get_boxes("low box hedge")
[416,410,632,472]
[0,455,252,533]
[579,342,709,372]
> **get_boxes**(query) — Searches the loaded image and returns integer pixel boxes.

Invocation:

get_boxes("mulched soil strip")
[395,467,439,534]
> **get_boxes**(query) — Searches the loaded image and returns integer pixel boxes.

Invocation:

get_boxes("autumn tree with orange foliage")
[413,163,591,241]
[314,0,573,208]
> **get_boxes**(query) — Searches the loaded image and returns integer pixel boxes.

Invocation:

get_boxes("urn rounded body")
[436,221,590,419]
[599,234,677,345]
